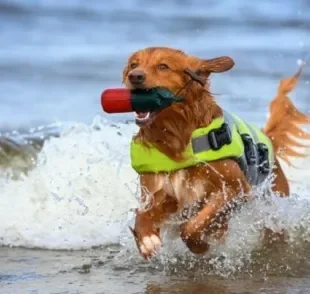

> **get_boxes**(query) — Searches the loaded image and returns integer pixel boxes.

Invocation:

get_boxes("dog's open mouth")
[135,111,153,125]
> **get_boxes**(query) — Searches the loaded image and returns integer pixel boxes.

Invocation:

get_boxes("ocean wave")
[0,117,138,249]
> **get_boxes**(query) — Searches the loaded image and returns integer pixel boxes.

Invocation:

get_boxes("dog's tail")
[264,63,310,166]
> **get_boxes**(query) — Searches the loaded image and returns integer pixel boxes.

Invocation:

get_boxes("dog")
[122,46,310,260]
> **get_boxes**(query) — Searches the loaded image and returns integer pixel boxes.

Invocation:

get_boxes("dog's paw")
[139,234,162,261]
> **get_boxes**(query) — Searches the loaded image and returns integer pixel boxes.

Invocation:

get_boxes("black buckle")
[241,134,257,165]
[208,123,232,151]
[257,143,270,174]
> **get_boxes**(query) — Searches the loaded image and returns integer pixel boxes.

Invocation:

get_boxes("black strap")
[245,122,273,179]
[232,116,272,185]
[223,112,258,185]
[191,133,212,154]
[190,111,272,186]
[191,116,233,153]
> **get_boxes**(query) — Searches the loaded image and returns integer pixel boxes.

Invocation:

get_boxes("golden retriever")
[122,47,310,260]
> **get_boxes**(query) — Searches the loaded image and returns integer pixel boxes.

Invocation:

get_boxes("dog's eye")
[158,63,169,70]
[130,63,139,69]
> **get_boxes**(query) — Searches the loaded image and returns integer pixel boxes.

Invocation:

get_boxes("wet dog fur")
[122,47,310,260]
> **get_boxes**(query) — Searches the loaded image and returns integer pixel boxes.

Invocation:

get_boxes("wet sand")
[1,246,310,294]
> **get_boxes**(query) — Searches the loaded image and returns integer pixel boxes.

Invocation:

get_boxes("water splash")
[0,117,138,249]
[116,147,310,277]
[1,117,310,277]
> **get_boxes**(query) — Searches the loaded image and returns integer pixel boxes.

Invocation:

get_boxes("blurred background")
[1,0,309,131]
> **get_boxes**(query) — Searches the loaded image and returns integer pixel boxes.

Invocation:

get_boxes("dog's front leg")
[131,174,178,260]
[180,183,250,254]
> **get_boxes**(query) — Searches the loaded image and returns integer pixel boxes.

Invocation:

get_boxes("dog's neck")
[135,87,223,161]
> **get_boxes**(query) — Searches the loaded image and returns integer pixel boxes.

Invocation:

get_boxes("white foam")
[0,116,139,249]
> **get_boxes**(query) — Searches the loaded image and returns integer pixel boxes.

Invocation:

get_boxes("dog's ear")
[199,56,235,74]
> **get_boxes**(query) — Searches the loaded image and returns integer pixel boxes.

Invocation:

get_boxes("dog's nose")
[128,70,146,85]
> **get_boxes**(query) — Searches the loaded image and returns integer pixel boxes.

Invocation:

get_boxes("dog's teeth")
[135,112,150,122]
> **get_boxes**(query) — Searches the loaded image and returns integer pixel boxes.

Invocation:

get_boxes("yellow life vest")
[130,111,274,186]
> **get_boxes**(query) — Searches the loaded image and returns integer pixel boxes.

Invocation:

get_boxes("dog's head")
[122,47,234,125]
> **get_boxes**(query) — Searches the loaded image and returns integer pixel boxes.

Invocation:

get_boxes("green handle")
[131,88,183,112]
